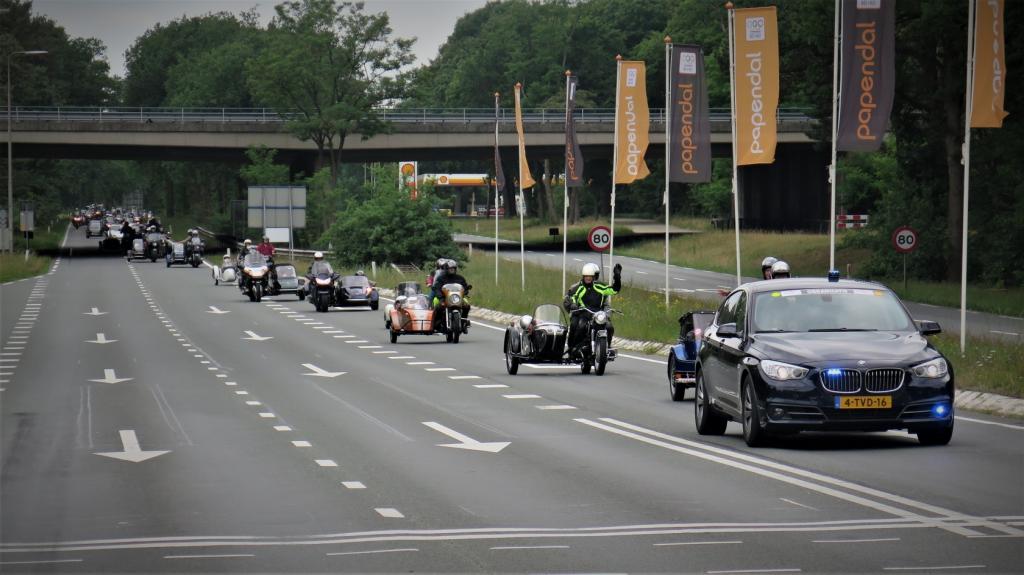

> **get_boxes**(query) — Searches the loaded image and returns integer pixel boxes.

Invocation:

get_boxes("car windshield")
[244,253,266,267]
[751,288,914,333]
[533,304,564,325]
[342,276,370,287]
[311,261,333,275]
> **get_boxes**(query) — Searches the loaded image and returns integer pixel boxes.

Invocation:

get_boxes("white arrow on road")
[206,306,230,314]
[242,330,273,341]
[83,307,107,316]
[87,333,117,344]
[422,421,510,454]
[94,430,170,463]
[301,363,346,378]
[88,369,133,384]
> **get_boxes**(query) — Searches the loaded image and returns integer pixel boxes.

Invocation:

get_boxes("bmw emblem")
[857,360,866,366]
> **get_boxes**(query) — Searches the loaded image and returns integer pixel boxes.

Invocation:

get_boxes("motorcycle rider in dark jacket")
[563,262,622,356]
[431,259,471,332]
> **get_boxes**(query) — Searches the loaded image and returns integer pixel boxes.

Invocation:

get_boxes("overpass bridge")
[2,106,829,230]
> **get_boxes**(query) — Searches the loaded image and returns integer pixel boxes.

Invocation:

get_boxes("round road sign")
[892,226,918,253]
[587,225,611,252]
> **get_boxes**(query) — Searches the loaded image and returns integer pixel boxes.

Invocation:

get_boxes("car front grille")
[865,369,905,393]
[819,369,862,393]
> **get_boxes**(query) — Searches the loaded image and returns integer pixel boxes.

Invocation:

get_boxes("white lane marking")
[301,364,346,378]
[813,537,900,543]
[312,326,332,330]
[425,367,456,372]
[207,367,218,371]
[225,381,237,386]
[375,508,405,518]
[503,394,541,399]
[305,322,325,325]
[653,540,742,547]
[292,441,312,447]
[323,330,346,334]
[259,413,276,418]
[200,361,210,364]
[316,459,337,467]
[780,498,818,511]
[0,559,84,565]
[636,271,649,275]
[471,321,506,332]
[448,375,481,380]
[333,335,356,339]
[584,418,997,537]
[246,401,262,406]
[341,481,366,489]
[422,421,510,453]
[536,405,577,411]
[0,352,22,356]
[274,426,292,431]
[235,390,249,395]
[373,351,397,354]
[475,384,509,389]
[955,416,1024,431]
[708,570,800,574]
[673,277,688,281]
[388,356,415,359]
[216,374,227,378]
[882,567,985,572]
[407,361,435,365]
[344,340,369,344]
[164,554,254,559]
[490,545,569,550]
[326,548,417,557]
[618,353,664,365]
[990,330,1019,336]
[573,258,583,262]
[358,345,382,349]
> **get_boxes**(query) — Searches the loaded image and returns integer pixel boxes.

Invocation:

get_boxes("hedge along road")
[0,225,1021,572]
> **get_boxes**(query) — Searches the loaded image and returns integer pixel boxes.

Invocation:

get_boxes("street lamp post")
[7,50,47,253]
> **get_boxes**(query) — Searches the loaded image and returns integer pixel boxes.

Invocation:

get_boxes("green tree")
[246,0,415,183]
[320,165,457,266]
[239,145,291,185]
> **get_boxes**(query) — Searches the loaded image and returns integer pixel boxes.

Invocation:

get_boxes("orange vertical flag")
[733,6,779,165]
[514,83,535,189]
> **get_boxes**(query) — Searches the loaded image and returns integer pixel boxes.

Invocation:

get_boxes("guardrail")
[5,106,814,125]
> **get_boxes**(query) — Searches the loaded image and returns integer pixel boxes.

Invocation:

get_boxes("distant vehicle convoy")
[72,204,954,448]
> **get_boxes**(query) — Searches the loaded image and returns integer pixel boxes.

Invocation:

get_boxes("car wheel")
[695,371,727,435]
[298,291,305,301]
[917,424,954,446]
[504,332,519,375]
[390,329,398,344]
[668,355,686,401]
[742,382,769,447]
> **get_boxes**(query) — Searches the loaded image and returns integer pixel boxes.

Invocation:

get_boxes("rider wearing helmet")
[257,235,276,258]
[431,259,471,331]
[237,239,253,269]
[770,260,791,279]
[761,256,778,280]
[563,262,622,356]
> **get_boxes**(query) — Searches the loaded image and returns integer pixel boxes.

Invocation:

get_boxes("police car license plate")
[835,396,891,409]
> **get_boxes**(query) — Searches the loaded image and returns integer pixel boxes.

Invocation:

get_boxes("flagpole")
[494,91,501,286]
[664,37,672,307]
[960,0,977,354]
[726,3,741,287]
[828,0,841,272]
[563,71,571,295]
[516,82,526,291]
[611,55,622,277]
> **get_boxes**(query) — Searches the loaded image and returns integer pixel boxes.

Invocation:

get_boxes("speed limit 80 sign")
[587,225,611,252]
[892,226,918,253]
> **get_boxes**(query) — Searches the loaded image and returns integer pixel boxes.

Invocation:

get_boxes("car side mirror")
[916,320,942,336]
[717,323,739,338]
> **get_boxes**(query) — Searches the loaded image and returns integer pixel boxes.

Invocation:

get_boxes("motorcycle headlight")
[316,278,331,286]
[760,360,809,381]
[594,311,608,325]
[449,294,462,305]
[250,270,265,278]
[912,357,948,379]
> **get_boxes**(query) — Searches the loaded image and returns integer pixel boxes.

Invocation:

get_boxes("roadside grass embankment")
[450,217,635,246]
[367,252,1023,399]
[617,228,1024,317]
[0,253,53,283]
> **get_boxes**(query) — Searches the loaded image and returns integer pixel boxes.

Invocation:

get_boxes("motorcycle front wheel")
[594,336,608,376]
[451,311,461,344]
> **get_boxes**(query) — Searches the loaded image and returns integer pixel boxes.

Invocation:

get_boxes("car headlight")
[594,311,608,325]
[912,357,948,379]
[760,360,809,381]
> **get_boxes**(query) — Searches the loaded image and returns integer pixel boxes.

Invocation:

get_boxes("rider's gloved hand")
[613,263,622,280]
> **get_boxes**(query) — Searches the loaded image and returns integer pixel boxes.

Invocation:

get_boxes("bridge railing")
[7,106,813,125]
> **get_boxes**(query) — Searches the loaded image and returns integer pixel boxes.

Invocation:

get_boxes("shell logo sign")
[399,161,418,199]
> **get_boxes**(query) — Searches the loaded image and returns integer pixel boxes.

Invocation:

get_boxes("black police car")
[694,277,954,447]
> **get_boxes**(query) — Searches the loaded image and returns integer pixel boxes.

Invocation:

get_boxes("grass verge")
[368,253,1022,399]
[450,217,635,246]
[0,253,52,283]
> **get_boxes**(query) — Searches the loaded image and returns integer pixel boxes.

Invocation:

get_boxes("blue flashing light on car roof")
[828,270,841,282]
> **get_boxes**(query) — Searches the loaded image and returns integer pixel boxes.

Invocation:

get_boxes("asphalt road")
[456,233,1024,342]
[1,226,1022,573]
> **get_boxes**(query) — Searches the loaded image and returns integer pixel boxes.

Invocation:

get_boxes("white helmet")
[313,251,324,260]
[243,239,252,247]
[771,260,791,278]
[582,262,600,280]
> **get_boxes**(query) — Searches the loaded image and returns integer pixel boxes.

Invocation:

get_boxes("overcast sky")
[33,0,489,78]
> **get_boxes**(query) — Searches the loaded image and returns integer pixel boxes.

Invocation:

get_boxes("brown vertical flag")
[971,0,1009,128]
[565,75,584,188]
[733,7,780,165]
[669,45,711,183]
[837,0,896,151]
